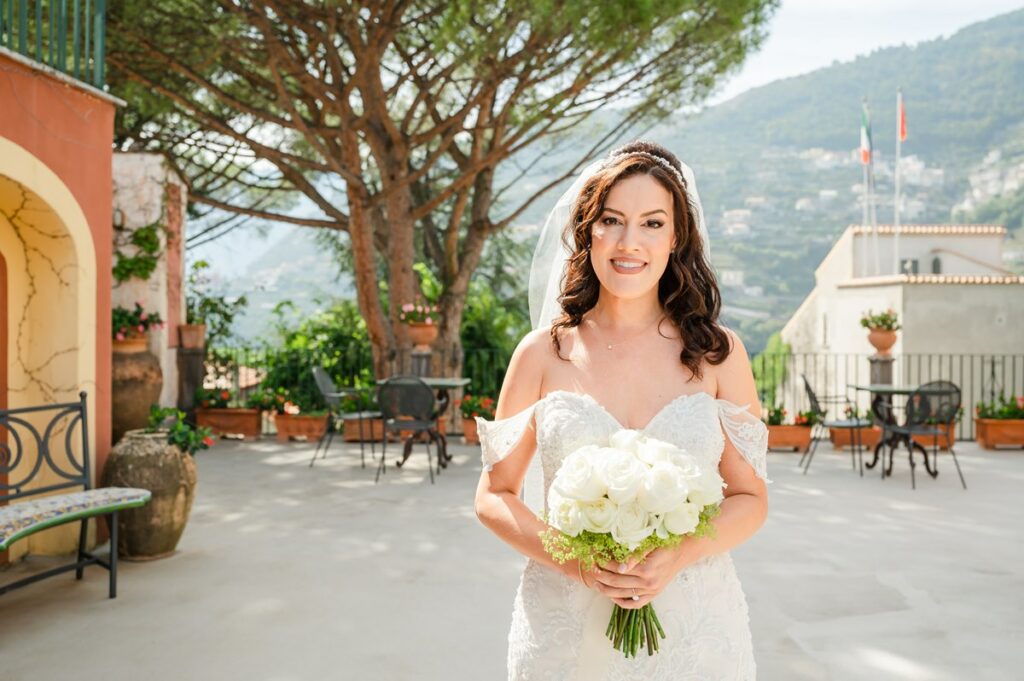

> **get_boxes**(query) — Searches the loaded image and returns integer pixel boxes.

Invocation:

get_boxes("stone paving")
[1,436,1021,681]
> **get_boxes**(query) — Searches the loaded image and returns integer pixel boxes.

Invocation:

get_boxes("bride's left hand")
[591,543,701,609]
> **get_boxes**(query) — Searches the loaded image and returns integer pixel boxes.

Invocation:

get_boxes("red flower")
[220,390,230,400]
[202,436,215,446]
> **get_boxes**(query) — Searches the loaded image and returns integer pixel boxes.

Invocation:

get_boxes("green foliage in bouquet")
[538,505,720,572]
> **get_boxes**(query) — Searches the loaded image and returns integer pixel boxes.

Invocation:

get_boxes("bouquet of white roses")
[539,429,724,658]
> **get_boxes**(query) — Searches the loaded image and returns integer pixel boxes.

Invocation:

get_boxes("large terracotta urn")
[101,430,198,560]
[112,336,163,445]
[867,328,897,357]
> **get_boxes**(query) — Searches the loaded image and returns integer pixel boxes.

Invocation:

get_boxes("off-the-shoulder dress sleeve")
[715,399,771,483]
[475,402,539,472]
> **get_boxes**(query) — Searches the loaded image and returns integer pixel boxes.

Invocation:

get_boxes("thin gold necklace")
[588,313,665,350]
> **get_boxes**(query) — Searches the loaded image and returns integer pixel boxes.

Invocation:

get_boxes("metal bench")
[1,392,151,599]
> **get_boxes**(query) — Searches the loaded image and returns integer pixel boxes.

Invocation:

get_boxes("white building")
[779,224,1024,417]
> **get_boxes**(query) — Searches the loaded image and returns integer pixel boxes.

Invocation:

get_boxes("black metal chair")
[376,375,447,484]
[878,381,966,490]
[799,375,871,476]
[309,367,381,469]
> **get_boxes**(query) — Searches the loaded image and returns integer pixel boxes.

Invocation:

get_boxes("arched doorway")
[0,159,97,558]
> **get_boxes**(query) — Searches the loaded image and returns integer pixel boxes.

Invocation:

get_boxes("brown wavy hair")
[549,140,731,380]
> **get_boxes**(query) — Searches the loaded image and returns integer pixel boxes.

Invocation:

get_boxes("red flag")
[898,90,907,142]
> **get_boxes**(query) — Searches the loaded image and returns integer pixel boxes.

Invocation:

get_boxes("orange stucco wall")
[0,54,114,523]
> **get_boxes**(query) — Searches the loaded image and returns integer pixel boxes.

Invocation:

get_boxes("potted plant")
[765,405,815,452]
[974,395,1024,449]
[457,393,496,445]
[269,389,329,443]
[181,260,248,350]
[112,302,164,353]
[399,302,441,350]
[112,302,166,445]
[340,388,385,442]
[101,406,213,560]
[829,404,882,450]
[860,308,901,357]
[194,387,262,440]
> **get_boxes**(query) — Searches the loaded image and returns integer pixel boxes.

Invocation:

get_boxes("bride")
[473,140,770,679]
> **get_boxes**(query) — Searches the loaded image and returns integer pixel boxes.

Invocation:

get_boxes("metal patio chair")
[375,375,447,484]
[879,381,966,490]
[799,375,871,476]
[309,366,381,469]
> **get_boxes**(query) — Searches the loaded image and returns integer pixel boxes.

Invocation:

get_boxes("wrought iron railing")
[751,352,1024,441]
[202,345,1022,441]
[0,0,106,88]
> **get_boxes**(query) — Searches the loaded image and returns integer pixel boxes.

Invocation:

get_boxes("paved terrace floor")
[2,436,1022,681]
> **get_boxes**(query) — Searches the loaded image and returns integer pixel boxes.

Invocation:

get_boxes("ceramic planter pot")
[767,425,812,452]
[178,324,207,349]
[274,413,329,442]
[829,425,882,450]
[975,418,1024,449]
[196,407,262,439]
[101,430,197,561]
[867,328,898,356]
[462,417,480,445]
[111,335,163,446]
[406,322,439,350]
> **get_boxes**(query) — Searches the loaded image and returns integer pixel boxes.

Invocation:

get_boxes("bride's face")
[589,174,677,300]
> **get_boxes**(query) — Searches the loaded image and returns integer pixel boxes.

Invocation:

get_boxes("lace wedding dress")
[477,389,770,680]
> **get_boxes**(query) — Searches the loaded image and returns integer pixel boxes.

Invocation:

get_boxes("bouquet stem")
[608,603,664,657]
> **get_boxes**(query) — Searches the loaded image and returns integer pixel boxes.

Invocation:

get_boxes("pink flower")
[140,312,148,321]
[116,332,125,341]
[137,325,145,333]
[424,317,433,325]
[402,303,414,312]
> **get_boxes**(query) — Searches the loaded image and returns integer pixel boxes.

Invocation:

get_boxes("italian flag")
[860,101,873,165]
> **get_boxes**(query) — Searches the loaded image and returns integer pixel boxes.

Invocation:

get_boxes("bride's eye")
[601,216,620,226]
[646,220,664,229]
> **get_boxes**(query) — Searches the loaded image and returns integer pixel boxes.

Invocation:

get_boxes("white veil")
[521,147,712,512]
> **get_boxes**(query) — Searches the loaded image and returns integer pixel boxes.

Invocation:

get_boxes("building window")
[931,256,942,274]
[900,258,919,275]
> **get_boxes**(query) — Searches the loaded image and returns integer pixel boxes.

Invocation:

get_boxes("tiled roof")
[839,274,1024,288]
[849,225,1005,235]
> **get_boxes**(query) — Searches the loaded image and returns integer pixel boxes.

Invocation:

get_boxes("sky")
[709,0,1024,105]
[196,0,1024,277]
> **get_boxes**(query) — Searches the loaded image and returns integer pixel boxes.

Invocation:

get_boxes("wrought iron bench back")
[0,392,91,504]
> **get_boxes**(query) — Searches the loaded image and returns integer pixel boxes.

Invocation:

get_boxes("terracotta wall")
[0,52,116,544]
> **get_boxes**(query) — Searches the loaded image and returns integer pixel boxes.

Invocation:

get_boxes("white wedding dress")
[477,389,770,681]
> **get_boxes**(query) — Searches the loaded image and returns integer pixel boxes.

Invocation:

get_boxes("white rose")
[663,502,701,535]
[667,451,702,479]
[598,450,647,505]
[547,490,584,537]
[578,497,618,534]
[688,467,726,507]
[552,446,607,502]
[636,437,677,466]
[637,462,690,514]
[611,500,656,550]
[609,429,644,454]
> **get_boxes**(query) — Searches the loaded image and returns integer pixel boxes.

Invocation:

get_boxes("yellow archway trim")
[0,135,98,482]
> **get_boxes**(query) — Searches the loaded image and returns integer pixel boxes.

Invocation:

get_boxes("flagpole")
[894,88,903,275]
[865,98,880,275]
